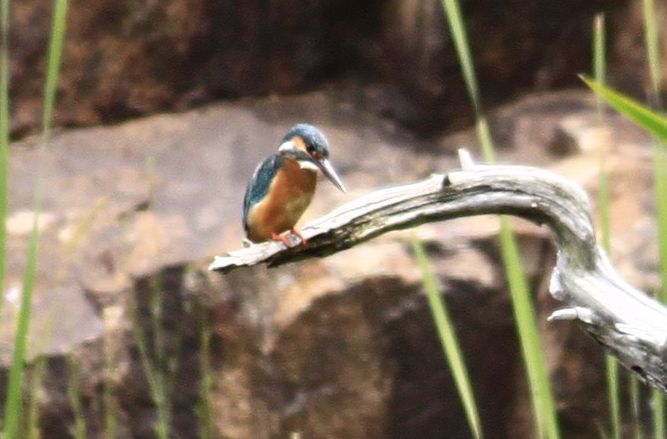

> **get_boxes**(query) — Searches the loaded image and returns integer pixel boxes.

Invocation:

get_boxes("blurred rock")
[13,0,211,133]
[609,0,667,97]
[4,89,658,437]
[12,0,660,138]
[376,0,630,134]
[11,0,383,135]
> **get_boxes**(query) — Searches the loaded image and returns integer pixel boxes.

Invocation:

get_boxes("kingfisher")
[242,123,346,245]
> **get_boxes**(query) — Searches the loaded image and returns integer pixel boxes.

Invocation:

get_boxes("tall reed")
[437,1,560,436]
[411,235,483,438]
[2,0,68,436]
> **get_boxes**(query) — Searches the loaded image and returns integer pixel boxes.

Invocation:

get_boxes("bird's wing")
[242,154,282,232]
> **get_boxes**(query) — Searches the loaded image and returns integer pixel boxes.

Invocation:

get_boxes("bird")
[242,123,346,246]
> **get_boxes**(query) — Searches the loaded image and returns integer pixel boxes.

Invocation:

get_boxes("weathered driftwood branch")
[210,150,667,393]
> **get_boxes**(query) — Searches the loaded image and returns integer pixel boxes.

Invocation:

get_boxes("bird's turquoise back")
[242,154,283,232]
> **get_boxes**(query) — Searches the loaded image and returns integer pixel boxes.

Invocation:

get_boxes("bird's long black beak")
[316,158,346,192]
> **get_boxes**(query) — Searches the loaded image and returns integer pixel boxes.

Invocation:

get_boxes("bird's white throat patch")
[280,140,318,171]
[297,160,319,171]
[278,140,296,152]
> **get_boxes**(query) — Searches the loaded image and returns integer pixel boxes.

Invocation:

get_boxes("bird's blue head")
[278,123,346,192]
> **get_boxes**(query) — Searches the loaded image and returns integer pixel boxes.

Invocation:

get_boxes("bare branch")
[210,150,667,393]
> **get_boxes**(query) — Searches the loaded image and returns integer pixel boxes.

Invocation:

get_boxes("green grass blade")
[131,282,176,439]
[439,0,483,116]
[0,0,11,315]
[499,218,559,439]
[132,310,162,432]
[593,14,607,114]
[151,293,173,439]
[42,0,68,138]
[600,159,621,439]
[652,144,667,439]
[475,116,495,164]
[2,1,68,435]
[642,0,662,105]
[438,0,560,436]
[630,377,643,438]
[67,355,87,439]
[197,314,215,439]
[597,115,620,439]
[581,77,667,144]
[653,117,667,303]
[604,356,620,439]
[411,235,483,439]
[3,209,40,438]
[640,0,666,436]
[439,0,495,163]
[25,358,47,439]
[597,168,611,255]
[592,14,607,93]
[654,391,664,439]
[102,311,118,439]
[592,13,621,439]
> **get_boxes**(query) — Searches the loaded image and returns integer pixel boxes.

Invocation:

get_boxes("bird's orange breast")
[246,159,317,241]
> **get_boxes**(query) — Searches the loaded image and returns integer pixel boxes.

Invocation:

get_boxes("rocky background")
[3,0,667,437]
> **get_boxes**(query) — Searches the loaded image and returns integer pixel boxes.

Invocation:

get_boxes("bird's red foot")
[271,232,293,247]
[290,228,308,246]
[270,229,308,247]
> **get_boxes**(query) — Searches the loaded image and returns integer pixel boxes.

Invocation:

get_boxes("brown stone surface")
[13,0,210,132]
[12,0,666,138]
[11,0,383,134]
[610,0,667,96]
[3,89,659,437]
